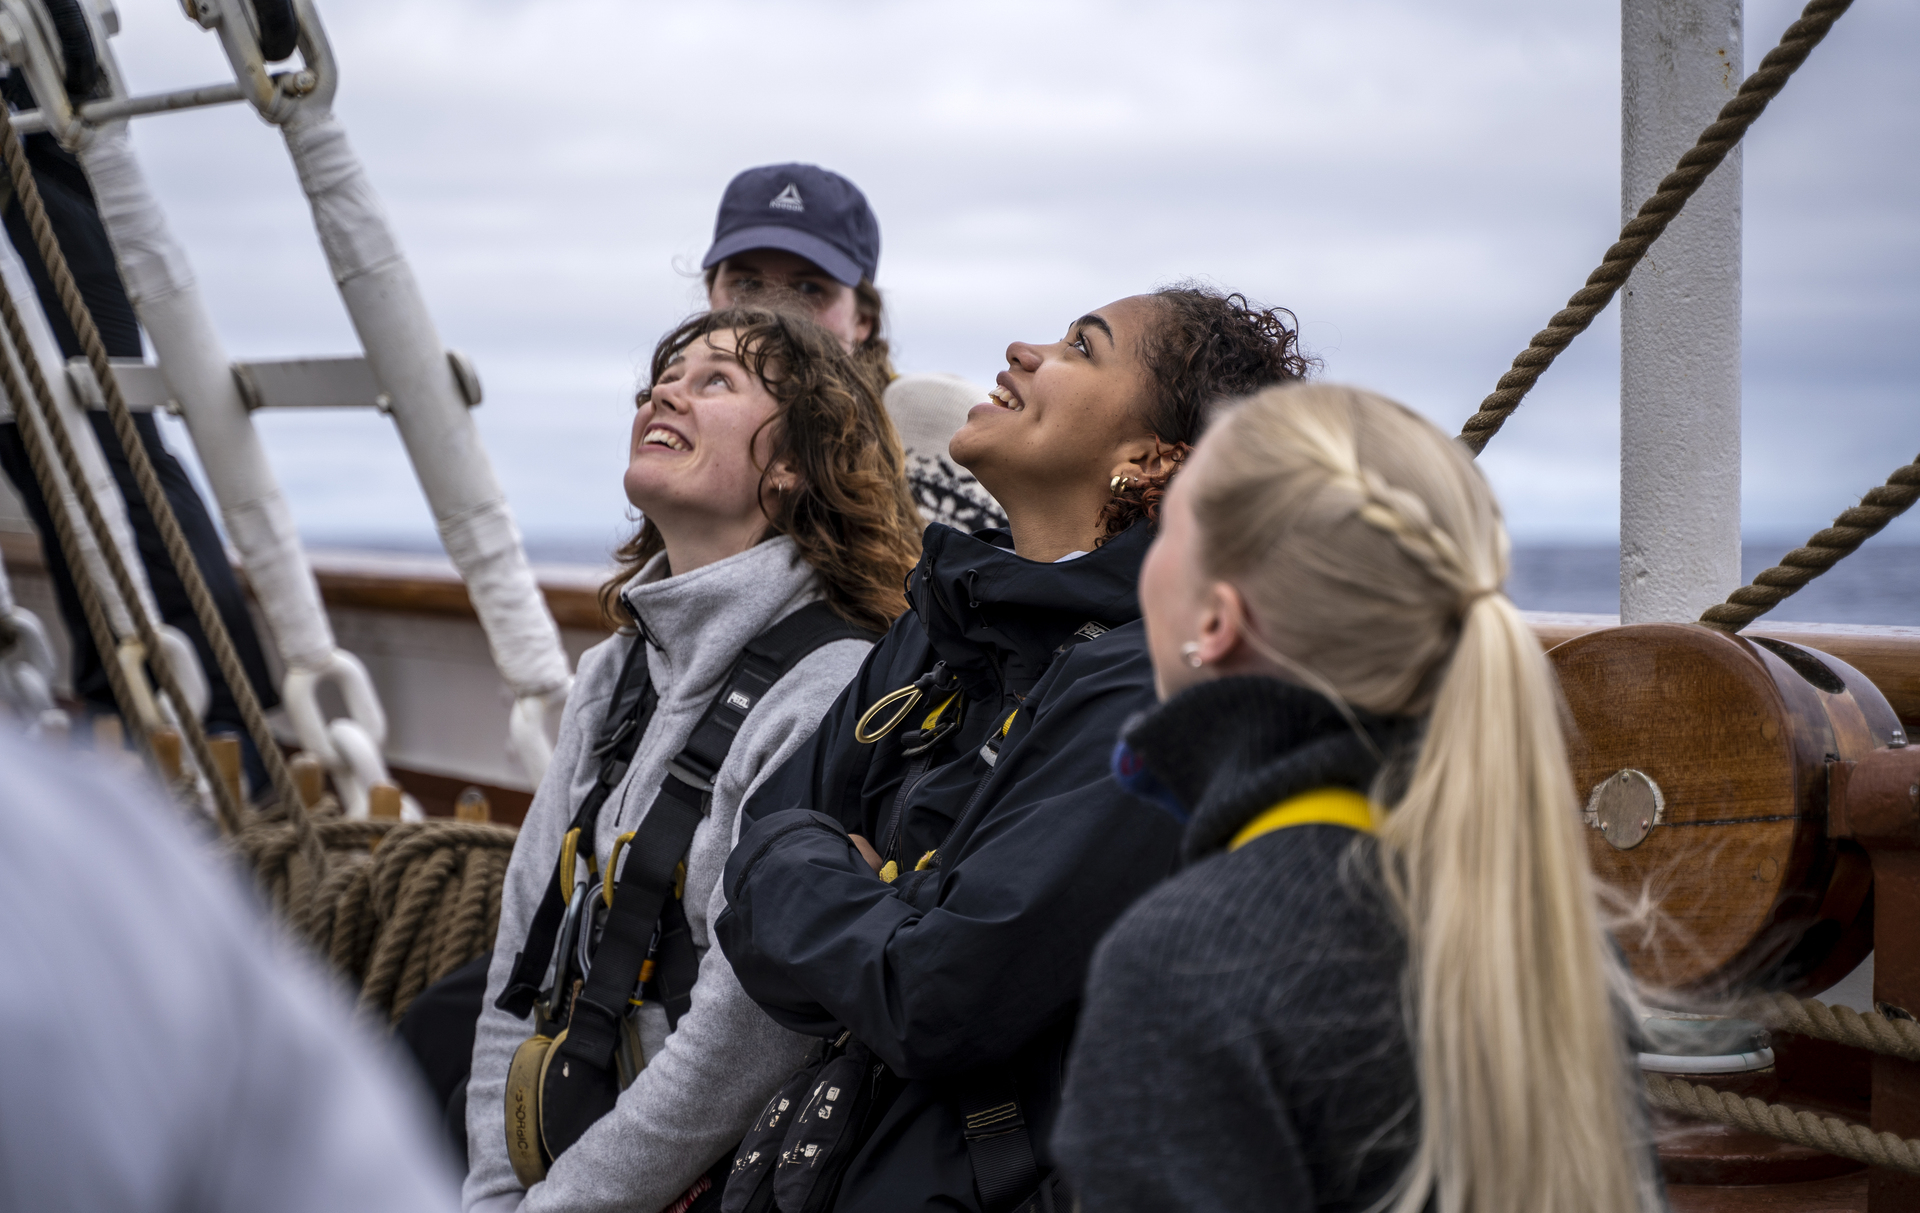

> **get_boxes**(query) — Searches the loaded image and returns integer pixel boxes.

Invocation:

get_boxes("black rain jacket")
[716,521,1182,1212]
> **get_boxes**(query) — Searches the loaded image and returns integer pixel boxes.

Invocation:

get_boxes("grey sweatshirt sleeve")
[465,638,869,1213]
[464,637,621,1213]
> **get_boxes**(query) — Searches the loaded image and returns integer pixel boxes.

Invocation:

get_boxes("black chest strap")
[495,620,658,1018]
[559,601,875,1069]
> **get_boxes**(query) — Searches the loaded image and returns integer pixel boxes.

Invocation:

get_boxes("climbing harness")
[499,602,874,1185]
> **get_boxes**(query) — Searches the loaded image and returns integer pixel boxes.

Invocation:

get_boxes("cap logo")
[769,183,805,213]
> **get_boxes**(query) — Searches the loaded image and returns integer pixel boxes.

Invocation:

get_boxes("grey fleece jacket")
[464,538,871,1213]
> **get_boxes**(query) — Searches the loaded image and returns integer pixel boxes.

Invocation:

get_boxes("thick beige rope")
[1739,991,1920,1064]
[1647,1073,1920,1173]
[0,290,147,756]
[1457,0,1853,455]
[1699,456,1920,632]
[234,809,518,1023]
[0,103,305,824]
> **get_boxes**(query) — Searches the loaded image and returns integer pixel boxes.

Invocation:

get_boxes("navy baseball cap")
[702,164,880,288]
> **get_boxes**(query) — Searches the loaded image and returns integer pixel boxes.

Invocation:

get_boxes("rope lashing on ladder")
[1699,455,1920,633]
[1646,995,1920,1172]
[1456,0,1853,455]
[0,100,307,829]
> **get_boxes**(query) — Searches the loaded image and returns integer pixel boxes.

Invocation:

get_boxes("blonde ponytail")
[1189,384,1657,1213]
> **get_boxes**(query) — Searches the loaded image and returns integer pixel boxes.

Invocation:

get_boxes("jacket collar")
[1122,675,1421,862]
[911,522,1151,700]
[619,535,822,705]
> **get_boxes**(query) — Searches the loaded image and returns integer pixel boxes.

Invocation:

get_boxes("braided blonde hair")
[1189,383,1656,1213]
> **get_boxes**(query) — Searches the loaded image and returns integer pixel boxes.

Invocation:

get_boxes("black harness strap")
[960,1071,1042,1213]
[561,602,874,1070]
[495,620,658,1018]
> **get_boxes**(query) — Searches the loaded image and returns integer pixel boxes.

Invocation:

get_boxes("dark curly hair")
[600,305,923,635]
[1098,284,1314,540]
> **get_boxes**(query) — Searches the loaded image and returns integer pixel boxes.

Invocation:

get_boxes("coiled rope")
[1699,456,1920,633]
[1456,0,1853,455]
[1649,995,1920,1173]
[234,805,517,1023]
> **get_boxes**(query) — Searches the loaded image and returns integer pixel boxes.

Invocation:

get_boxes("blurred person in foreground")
[0,726,463,1213]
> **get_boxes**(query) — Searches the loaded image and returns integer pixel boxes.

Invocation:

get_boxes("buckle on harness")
[962,1100,1027,1139]
[666,758,714,793]
[592,716,637,759]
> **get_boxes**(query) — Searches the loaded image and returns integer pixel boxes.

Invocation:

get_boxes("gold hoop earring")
[1181,641,1204,669]
[1110,475,1133,494]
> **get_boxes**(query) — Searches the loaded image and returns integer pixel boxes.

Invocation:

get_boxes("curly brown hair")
[600,306,922,635]
[1098,284,1315,540]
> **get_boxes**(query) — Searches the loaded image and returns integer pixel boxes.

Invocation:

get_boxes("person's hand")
[848,834,884,873]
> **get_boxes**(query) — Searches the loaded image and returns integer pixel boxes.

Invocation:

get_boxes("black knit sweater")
[1052,676,1424,1212]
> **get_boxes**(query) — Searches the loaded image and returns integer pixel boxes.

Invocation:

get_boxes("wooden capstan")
[1551,622,1920,1208]
[1550,622,1900,997]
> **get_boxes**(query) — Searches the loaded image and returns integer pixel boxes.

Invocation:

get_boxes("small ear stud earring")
[1181,642,1204,669]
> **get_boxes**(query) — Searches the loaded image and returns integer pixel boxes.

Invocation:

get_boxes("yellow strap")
[922,692,960,732]
[999,709,1017,737]
[1229,788,1378,852]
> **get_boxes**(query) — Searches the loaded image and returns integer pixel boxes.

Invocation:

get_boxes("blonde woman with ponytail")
[1052,383,1661,1213]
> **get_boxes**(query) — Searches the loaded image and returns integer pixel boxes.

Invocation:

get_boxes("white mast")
[1620,0,1744,624]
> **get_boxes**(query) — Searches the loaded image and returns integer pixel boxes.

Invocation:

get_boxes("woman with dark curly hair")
[462,306,922,1213]
[713,285,1308,1212]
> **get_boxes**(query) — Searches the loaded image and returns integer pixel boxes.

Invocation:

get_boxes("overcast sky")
[90,0,1920,557]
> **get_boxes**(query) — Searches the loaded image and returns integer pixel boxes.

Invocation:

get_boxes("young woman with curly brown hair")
[713,285,1309,1212]
[461,306,922,1213]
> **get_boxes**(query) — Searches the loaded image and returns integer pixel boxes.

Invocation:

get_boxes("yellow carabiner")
[605,831,638,909]
[558,827,582,902]
[855,682,924,744]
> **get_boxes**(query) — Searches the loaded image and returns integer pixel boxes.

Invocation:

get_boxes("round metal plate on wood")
[1548,623,1896,997]
[1589,768,1664,850]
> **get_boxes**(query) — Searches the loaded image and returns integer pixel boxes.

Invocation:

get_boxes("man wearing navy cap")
[703,163,880,349]
[701,164,1006,535]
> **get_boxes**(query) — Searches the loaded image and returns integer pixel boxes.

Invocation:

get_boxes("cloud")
[88,0,1917,551]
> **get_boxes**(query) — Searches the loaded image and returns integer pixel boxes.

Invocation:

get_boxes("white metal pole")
[1620,0,1744,624]
[258,2,572,781]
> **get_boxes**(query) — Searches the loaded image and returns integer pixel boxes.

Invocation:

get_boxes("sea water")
[1508,543,1920,626]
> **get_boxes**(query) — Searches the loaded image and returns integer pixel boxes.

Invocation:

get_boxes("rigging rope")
[1740,990,1920,1063]
[0,240,250,832]
[0,103,306,826]
[1645,996,1920,1171]
[1699,455,1920,632]
[1456,0,1853,455]
[1647,1073,1920,1174]
[0,305,146,756]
